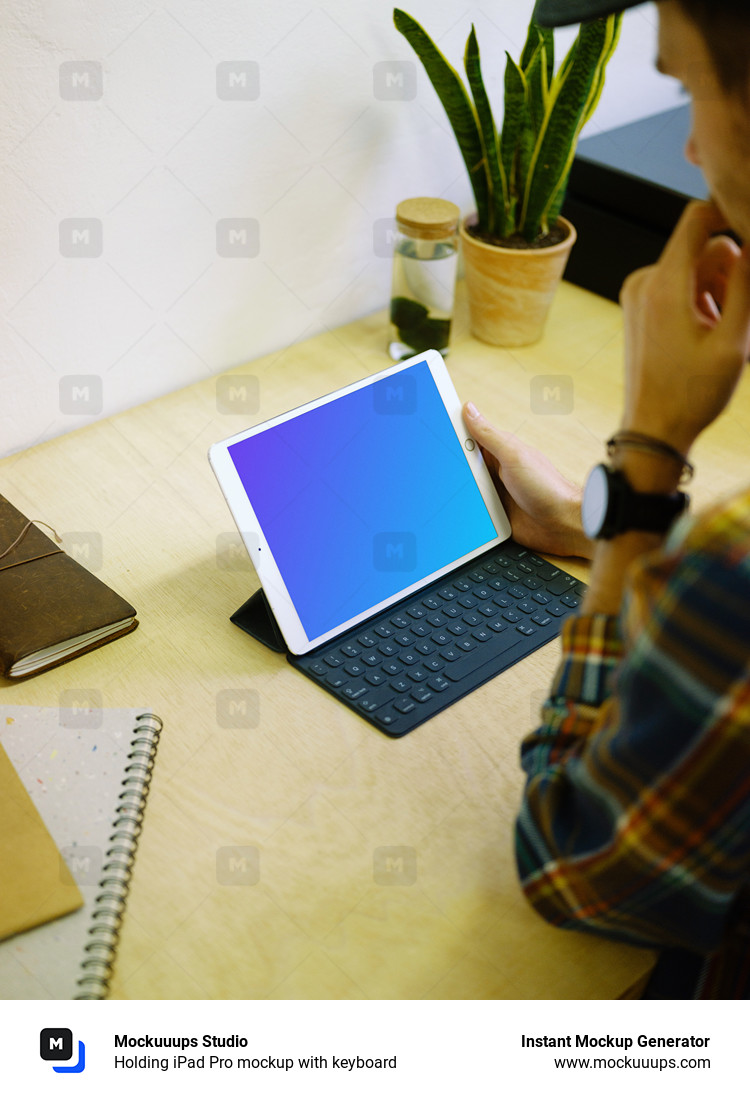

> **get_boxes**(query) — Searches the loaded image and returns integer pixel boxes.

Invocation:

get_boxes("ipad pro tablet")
[209,350,512,656]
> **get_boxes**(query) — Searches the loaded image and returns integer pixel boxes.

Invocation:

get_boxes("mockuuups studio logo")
[372,60,416,100]
[373,531,416,572]
[530,374,574,415]
[40,1028,86,1074]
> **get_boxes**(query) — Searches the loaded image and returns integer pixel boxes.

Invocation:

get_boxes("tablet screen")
[227,358,498,641]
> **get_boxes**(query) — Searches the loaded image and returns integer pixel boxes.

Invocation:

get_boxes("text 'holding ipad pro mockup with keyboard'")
[210,350,584,736]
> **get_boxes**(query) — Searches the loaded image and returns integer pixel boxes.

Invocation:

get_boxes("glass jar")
[388,196,460,361]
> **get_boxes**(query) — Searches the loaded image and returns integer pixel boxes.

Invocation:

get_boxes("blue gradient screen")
[228,359,498,640]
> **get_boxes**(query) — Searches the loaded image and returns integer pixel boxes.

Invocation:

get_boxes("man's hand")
[620,200,750,455]
[462,402,593,559]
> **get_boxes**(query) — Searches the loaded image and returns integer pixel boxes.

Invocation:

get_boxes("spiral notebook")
[0,706,161,999]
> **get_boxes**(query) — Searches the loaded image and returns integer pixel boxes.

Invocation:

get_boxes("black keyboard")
[290,540,586,737]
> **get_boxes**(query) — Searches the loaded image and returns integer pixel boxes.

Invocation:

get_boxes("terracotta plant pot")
[460,215,577,347]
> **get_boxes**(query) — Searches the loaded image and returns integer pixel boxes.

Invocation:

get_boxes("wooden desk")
[8,281,746,999]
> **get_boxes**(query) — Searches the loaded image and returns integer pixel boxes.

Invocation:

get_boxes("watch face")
[582,464,609,539]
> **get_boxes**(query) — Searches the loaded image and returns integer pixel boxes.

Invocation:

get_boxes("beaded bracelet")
[606,431,694,484]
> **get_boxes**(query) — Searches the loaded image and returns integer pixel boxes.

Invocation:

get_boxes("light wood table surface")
[5,281,749,999]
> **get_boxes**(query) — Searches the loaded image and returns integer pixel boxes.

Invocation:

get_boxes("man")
[462,0,750,997]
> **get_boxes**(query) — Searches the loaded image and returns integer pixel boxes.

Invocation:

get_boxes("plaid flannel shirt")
[516,488,750,998]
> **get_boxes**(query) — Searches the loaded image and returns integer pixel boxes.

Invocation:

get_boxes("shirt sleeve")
[515,504,750,953]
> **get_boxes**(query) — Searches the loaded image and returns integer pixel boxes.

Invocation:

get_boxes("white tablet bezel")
[209,349,512,655]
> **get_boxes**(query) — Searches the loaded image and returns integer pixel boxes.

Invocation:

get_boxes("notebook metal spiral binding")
[75,712,163,999]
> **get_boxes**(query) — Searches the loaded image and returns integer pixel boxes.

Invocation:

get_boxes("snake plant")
[394,6,621,245]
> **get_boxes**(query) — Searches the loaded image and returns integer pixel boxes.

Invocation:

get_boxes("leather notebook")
[0,495,138,680]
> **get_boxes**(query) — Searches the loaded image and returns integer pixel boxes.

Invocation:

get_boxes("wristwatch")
[581,463,689,540]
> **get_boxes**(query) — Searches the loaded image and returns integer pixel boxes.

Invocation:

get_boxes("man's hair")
[677,0,750,94]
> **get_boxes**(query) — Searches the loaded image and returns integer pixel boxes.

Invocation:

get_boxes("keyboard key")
[422,596,442,610]
[448,622,467,636]
[501,544,527,560]
[458,595,477,609]
[492,596,511,609]
[546,576,578,596]
[365,670,387,686]
[340,643,360,658]
[412,686,433,703]
[468,570,486,583]
[575,582,587,596]
[324,654,342,667]
[408,667,428,682]
[391,677,411,693]
[345,662,366,676]
[548,604,568,617]
[503,609,522,623]
[399,652,418,665]
[473,587,493,601]
[327,672,347,688]
[362,652,381,666]
[423,657,445,672]
[428,675,450,692]
[516,623,536,636]
[517,562,534,574]
[517,601,536,615]
[456,638,476,652]
[537,565,560,581]
[463,612,483,626]
[482,562,500,574]
[310,662,328,677]
[438,587,457,600]
[415,640,435,655]
[382,660,401,675]
[508,586,528,600]
[391,614,410,629]
[407,605,426,619]
[524,577,543,590]
[343,684,367,700]
[531,611,553,626]
[480,602,499,615]
[358,632,378,648]
[433,631,452,646]
[472,627,492,642]
[502,569,521,583]
[375,624,394,638]
[487,618,508,632]
[379,641,398,656]
[427,613,446,627]
[443,632,520,680]
[393,633,413,647]
[443,605,461,618]
[394,698,416,715]
[358,698,384,713]
[411,623,432,638]
[533,592,551,605]
[453,579,471,592]
[439,646,461,661]
[487,578,508,591]
[560,594,580,608]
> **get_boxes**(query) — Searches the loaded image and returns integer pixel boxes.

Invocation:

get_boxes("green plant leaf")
[545,15,622,225]
[520,16,614,240]
[394,9,489,229]
[499,53,527,228]
[464,26,507,238]
[524,40,547,137]
[581,13,622,127]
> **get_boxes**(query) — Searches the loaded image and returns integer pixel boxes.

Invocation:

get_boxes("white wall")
[0,1,684,458]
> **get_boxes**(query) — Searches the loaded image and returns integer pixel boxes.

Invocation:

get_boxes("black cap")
[534,0,644,27]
